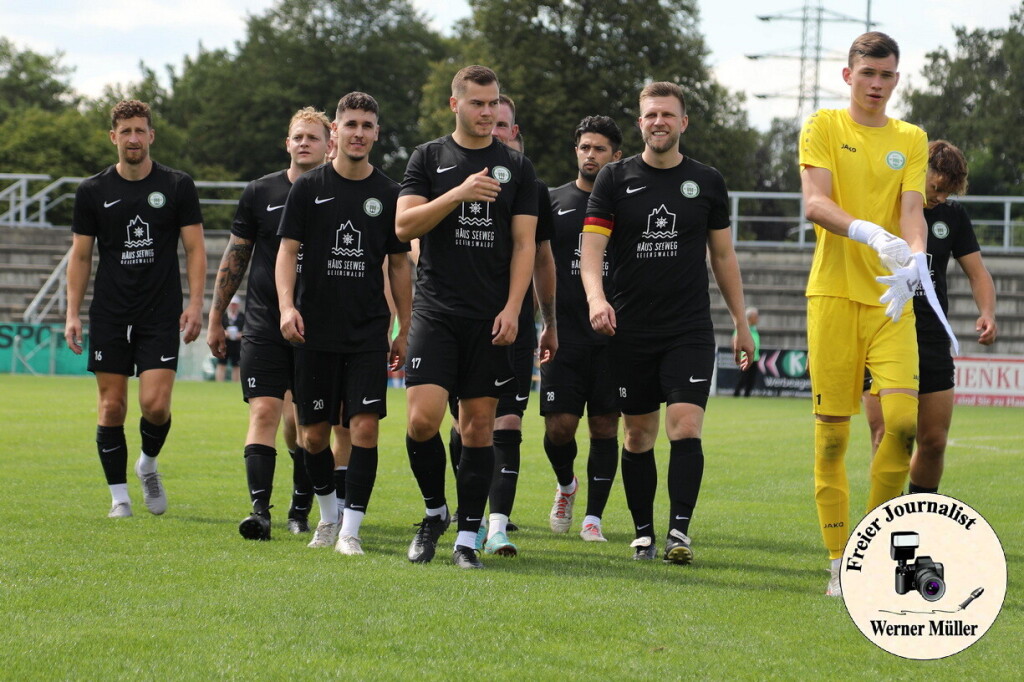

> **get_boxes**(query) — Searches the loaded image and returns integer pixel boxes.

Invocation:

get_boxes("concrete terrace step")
[0,263,62,285]
[0,243,68,265]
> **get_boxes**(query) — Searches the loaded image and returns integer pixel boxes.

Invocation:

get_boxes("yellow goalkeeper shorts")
[807,296,918,417]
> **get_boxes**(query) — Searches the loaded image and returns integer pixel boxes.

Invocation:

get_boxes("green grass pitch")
[0,375,1019,679]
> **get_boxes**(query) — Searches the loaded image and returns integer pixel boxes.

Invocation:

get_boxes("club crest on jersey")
[124,215,153,248]
[886,151,906,170]
[680,181,700,198]
[147,192,166,208]
[363,198,383,217]
[492,166,512,183]
[932,221,950,239]
[332,221,363,257]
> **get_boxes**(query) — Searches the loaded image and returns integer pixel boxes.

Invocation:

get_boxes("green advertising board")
[0,322,89,375]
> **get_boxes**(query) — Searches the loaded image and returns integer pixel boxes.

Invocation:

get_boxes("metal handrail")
[2,174,1021,252]
[22,248,70,325]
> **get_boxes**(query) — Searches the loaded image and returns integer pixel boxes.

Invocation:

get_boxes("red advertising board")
[954,355,1024,408]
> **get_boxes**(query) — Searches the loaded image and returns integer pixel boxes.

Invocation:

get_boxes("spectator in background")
[732,306,760,397]
[216,294,245,382]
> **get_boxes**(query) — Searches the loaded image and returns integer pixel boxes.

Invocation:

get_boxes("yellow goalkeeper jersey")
[799,108,927,305]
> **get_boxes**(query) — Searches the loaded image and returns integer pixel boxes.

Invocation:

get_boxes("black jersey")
[277,164,409,353]
[231,170,293,341]
[400,135,538,319]
[517,180,555,329]
[916,200,980,338]
[550,181,611,345]
[72,163,203,324]
[584,155,730,335]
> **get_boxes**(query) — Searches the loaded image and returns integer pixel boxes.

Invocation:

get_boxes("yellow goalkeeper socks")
[867,392,918,511]
[814,419,850,560]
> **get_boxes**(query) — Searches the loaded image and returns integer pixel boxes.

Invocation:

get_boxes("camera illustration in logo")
[891,531,945,601]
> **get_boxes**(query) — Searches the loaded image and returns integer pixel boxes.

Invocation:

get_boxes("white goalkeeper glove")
[849,219,912,272]
[876,258,922,323]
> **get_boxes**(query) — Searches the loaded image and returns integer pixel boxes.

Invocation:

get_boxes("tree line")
[1,0,1021,232]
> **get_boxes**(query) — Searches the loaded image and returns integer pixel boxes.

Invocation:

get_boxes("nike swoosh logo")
[593,477,611,481]
[500,468,518,475]
[349,505,365,510]
[675,515,690,520]
[436,165,457,173]
[466,517,481,522]
[688,376,707,383]
[637,523,651,530]
[625,186,646,194]
[251,489,266,495]
[557,208,576,215]
[494,377,514,387]
[362,397,382,405]
[103,199,121,208]
[101,446,120,453]
[160,355,176,362]
[267,204,285,212]
[314,196,334,204]
[515,394,528,402]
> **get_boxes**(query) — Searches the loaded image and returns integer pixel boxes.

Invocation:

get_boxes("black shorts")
[218,339,242,366]
[87,318,179,376]
[293,349,387,427]
[540,342,617,417]
[863,339,953,395]
[496,324,537,418]
[240,335,293,402]
[610,330,715,415]
[918,337,955,395]
[405,310,514,400]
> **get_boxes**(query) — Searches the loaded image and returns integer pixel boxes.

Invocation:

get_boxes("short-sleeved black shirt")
[517,180,554,329]
[584,155,730,335]
[72,162,204,324]
[550,181,612,345]
[399,135,538,320]
[277,164,409,353]
[916,200,981,338]
[231,170,293,341]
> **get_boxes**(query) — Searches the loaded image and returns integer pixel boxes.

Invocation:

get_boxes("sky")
[1,0,1019,130]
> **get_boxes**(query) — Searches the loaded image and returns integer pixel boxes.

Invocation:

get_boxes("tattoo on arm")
[539,298,556,328]
[212,237,254,314]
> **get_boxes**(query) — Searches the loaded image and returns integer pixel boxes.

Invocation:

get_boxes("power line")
[744,1,877,120]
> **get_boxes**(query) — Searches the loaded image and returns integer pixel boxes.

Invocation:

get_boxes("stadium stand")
[2,224,1021,353]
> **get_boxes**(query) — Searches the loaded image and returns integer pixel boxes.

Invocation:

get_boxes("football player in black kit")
[581,82,753,564]
[65,99,206,519]
[447,95,555,557]
[206,107,331,540]
[397,65,538,569]
[863,140,997,493]
[543,115,623,542]
[277,92,412,556]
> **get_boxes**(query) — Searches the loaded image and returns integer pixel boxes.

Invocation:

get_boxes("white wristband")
[848,219,882,245]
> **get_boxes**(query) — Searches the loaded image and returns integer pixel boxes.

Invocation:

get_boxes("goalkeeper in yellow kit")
[799,32,942,597]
